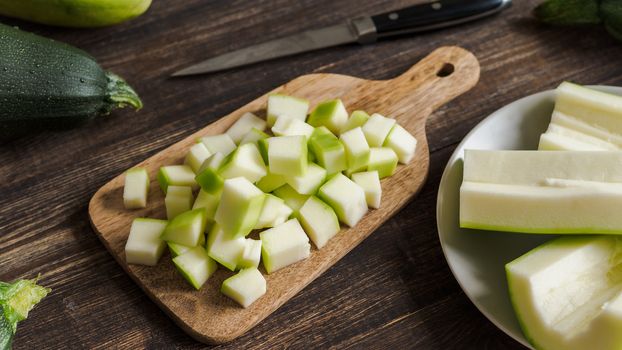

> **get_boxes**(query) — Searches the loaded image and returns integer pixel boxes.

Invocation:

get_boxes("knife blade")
[172,0,511,77]
[172,23,361,77]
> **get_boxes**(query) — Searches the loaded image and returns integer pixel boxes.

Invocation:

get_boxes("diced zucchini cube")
[383,124,417,164]
[192,189,220,223]
[221,268,266,308]
[340,126,370,173]
[198,152,226,173]
[157,165,197,194]
[307,148,317,163]
[267,94,309,126]
[168,242,191,258]
[268,135,308,176]
[318,173,367,227]
[219,143,267,183]
[125,218,167,266]
[270,116,291,135]
[192,190,220,237]
[199,134,237,157]
[239,239,262,269]
[260,219,311,273]
[214,177,266,239]
[195,167,224,195]
[368,147,398,178]
[308,127,347,174]
[206,224,246,271]
[310,125,333,137]
[351,171,382,208]
[172,246,217,290]
[256,171,287,193]
[285,162,327,195]
[298,196,340,249]
[226,112,267,144]
[240,128,270,145]
[341,110,370,133]
[271,115,314,138]
[123,167,149,209]
[255,194,293,229]
[257,138,269,164]
[165,186,194,220]
[362,113,396,147]
[185,142,212,173]
[161,208,207,247]
[307,99,348,135]
[201,227,207,246]
[273,184,310,212]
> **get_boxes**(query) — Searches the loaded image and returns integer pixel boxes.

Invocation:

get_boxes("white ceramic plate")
[436,85,622,348]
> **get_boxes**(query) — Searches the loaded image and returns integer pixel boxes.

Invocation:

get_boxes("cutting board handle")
[375,46,480,122]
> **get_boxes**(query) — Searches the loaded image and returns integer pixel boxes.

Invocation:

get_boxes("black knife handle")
[371,0,510,38]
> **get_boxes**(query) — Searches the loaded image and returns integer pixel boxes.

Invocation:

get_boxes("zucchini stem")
[0,275,50,334]
[105,72,143,111]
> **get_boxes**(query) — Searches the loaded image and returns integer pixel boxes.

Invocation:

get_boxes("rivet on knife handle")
[370,0,512,38]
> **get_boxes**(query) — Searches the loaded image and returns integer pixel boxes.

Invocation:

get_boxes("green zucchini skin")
[0,23,142,128]
[0,0,152,28]
[0,278,50,349]
[0,306,12,350]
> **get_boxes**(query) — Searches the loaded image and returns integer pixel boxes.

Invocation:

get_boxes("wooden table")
[1,0,621,348]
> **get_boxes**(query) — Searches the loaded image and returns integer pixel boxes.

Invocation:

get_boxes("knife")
[171,0,511,77]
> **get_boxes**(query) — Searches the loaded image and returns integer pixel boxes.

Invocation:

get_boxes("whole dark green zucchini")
[534,0,622,41]
[0,0,152,28]
[0,23,142,130]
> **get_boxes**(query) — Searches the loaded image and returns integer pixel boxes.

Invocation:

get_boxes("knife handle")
[370,0,511,39]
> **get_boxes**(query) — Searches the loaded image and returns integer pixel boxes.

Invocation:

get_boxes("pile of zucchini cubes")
[122,94,417,308]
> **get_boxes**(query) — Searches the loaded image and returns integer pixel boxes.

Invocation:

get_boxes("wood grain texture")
[88,46,480,344]
[2,0,622,349]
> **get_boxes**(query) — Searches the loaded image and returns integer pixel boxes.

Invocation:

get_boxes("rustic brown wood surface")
[2,0,622,349]
[88,46,479,344]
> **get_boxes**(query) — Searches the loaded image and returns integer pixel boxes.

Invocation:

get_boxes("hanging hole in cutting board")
[437,63,454,77]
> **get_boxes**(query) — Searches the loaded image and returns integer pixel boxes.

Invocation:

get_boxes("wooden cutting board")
[88,46,480,344]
